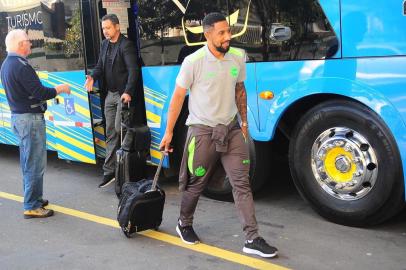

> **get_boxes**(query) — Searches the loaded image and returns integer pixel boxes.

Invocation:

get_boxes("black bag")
[115,104,151,198]
[115,148,147,197]
[117,155,166,237]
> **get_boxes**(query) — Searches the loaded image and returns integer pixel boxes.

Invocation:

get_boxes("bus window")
[230,0,339,62]
[138,1,184,66]
[41,0,85,72]
[0,1,47,70]
[179,0,229,63]
[138,0,229,66]
[81,0,101,69]
[96,0,139,51]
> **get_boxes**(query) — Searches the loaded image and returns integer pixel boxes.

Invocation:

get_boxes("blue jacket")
[0,53,57,114]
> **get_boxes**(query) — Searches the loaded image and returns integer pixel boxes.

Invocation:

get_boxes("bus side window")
[138,0,229,66]
[138,1,184,66]
[230,0,339,62]
[81,0,101,69]
[42,0,85,72]
[0,2,46,70]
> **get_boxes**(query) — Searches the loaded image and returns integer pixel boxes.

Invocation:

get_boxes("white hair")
[5,29,27,53]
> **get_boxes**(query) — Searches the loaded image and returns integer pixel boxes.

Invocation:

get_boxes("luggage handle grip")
[150,152,166,192]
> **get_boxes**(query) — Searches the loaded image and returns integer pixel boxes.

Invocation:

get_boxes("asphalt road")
[0,144,405,270]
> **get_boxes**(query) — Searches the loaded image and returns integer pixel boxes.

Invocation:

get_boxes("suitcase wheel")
[122,229,132,238]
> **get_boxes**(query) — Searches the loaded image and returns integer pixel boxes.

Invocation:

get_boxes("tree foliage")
[63,7,82,58]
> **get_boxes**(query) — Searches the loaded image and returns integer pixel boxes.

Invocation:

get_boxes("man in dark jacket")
[84,14,139,188]
[1,29,71,218]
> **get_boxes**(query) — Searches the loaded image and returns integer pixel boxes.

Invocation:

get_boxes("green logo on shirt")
[230,67,239,77]
[195,166,207,177]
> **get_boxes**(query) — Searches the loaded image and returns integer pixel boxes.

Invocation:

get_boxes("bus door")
[81,0,105,160]
[39,0,97,164]
[83,0,146,160]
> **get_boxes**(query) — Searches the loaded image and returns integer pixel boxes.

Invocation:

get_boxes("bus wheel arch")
[169,99,265,201]
[202,136,265,201]
[288,99,405,226]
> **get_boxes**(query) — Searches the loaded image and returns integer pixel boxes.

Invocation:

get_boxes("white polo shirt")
[176,45,246,127]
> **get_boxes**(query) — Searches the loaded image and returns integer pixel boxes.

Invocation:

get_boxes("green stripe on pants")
[188,136,196,175]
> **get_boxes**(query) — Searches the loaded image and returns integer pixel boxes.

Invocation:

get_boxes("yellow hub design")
[324,147,356,183]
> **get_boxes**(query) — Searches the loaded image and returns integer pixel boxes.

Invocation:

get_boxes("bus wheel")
[289,100,404,226]
[203,137,264,201]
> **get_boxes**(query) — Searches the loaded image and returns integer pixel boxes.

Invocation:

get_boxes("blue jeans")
[11,113,47,210]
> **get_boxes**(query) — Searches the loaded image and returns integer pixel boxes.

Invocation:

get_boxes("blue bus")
[1,0,405,226]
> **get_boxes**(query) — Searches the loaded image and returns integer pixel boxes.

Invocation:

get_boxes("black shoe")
[176,222,200,245]
[39,199,48,207]
[243,237,278,258]
[99,174,115,188]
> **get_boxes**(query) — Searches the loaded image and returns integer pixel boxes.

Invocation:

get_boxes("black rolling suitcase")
[117,154,166,237]
[115,104,150,198]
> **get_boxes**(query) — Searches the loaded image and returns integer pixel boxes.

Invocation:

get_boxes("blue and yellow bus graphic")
[0,71,97,164]
[144,85,168,166]
[1,69,169,166]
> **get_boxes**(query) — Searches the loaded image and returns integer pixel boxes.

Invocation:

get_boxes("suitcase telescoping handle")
[120,102,130,144]
[150,152,166,191]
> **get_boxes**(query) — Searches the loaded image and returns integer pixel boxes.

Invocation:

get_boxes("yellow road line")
[0,191,289,270]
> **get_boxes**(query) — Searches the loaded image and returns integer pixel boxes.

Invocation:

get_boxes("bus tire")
[203,137,265,201]
[289,99,405,226]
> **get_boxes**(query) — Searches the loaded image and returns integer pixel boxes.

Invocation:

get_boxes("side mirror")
[269,24,292,42]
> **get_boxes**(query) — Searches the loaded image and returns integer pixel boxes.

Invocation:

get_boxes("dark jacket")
[91,34,139,98]
[0,54,56,114]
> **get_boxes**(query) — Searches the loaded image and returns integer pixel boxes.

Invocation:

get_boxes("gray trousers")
[180,127,259,240]
[103,91,123,175]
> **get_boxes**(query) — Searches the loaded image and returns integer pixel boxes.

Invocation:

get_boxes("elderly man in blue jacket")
[1,29,71,219]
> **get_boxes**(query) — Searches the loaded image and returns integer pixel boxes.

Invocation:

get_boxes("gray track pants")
[179,125,259,240]
[103,91,123,175]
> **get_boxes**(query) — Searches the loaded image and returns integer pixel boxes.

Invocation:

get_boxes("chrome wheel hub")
[335,155,351,173]
[311,127,378,201]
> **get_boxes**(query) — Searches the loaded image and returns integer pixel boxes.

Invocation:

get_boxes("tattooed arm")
[235,82,248,140]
